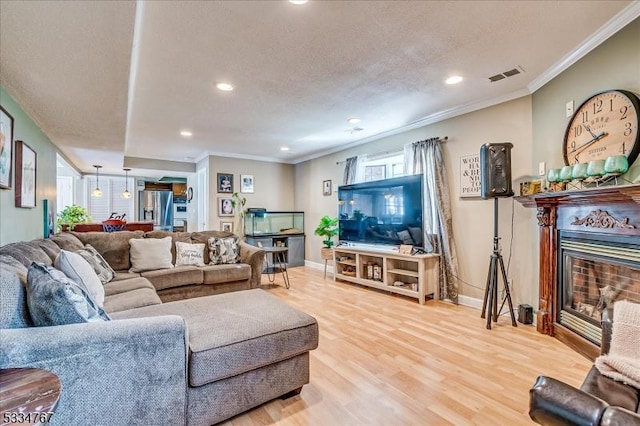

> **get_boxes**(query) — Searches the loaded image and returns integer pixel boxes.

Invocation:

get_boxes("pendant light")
[91,165,103,197]
[121,168,132,199]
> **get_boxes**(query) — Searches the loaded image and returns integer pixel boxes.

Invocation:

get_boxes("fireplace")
[516,185,640,360]
[558,232,640,346]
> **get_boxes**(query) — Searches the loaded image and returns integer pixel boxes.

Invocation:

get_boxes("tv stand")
[333,246,439,304]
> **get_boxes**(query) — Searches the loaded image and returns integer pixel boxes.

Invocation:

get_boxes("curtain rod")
[335,136,448,165]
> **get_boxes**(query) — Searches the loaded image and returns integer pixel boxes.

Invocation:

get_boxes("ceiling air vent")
[488,66,525,83]
[345,127,364,134]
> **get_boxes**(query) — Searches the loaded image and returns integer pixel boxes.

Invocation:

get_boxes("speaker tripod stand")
[481,198,517,329]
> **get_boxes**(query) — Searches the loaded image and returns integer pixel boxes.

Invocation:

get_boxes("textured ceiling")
[0,0,636,175]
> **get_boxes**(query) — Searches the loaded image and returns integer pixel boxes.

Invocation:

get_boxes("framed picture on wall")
[240,174,254,193]
[217,173,233,193]
[322,179,332,196]
[0,105,14,189]
[220,221,233,232]
[218,197,234,216]
[15,140,36,208]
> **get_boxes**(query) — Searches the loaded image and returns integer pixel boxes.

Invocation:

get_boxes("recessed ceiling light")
[289,0,308,4]
[280,146,290,151]
[445,75,463,85]
[216,82,234,92]
[180,130,192,137]
[348,117,361,125]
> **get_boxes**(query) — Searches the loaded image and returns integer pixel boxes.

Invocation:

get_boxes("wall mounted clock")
[563,89,640,166]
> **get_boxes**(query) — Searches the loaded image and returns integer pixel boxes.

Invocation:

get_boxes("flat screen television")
[338,175,424,249]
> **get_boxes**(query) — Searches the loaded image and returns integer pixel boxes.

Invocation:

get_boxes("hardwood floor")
[223,267,592,426]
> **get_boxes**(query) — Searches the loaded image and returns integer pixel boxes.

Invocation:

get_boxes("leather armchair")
[529,309,640,426]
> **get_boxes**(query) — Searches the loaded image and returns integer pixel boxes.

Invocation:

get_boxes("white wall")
[296,96,536,306]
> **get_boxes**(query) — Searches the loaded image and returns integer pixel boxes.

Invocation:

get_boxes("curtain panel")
[404,137,459,302]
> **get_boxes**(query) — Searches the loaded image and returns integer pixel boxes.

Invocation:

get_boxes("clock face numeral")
[563,90,640,166]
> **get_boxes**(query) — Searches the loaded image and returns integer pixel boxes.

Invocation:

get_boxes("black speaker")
[480,142,514,198]
[518,304,533,324]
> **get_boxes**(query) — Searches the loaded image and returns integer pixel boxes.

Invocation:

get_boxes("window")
[362,153,405,182]
[86,176,134,222]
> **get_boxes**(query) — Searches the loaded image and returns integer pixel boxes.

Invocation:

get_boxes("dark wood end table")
[0,368,61,425]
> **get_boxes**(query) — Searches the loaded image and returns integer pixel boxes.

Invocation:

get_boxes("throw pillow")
[75,245,115,284]
[129,236,174,273]
[26,263,110,326]
[55,250,105,308]
[175,241,205,267]
[208,237,240,265]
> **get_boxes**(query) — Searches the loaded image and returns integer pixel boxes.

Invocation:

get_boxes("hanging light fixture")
[91,165,103,197]
[121,168,132,199]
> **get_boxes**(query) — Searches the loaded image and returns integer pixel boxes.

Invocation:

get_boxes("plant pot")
[320,247,333,260]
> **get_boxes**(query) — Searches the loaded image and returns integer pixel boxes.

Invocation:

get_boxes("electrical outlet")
[566,100,574,117]
[538,161,546,176]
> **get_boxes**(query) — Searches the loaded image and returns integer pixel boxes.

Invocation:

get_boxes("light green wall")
[532,18,640,178]
[0,87,59,245]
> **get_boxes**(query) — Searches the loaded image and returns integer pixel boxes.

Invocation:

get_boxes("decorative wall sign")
[15,140,36,208]
[459,154,481,198]
[0,105,14,189]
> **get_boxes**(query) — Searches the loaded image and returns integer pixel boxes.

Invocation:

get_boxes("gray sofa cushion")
[201,264,251,285]
[0,255,33,328]
[49,232,85,251]
[0,241,53,267]
[72,231,144,271]
[112,271,141,281]
[26,263,110,325]
[103,277,156,296]
[103,288,162,313]
[141,266,204,291]
[55,250,105,308]
[112,289,319,387]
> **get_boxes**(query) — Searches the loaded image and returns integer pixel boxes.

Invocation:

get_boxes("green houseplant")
[315,215,338,250]
[57,204,91,232]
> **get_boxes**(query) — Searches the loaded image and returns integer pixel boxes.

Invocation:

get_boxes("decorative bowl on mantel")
[604,155,629,176]
[571,163,589,180]
[559,166,574,182]
[587,160,606,177]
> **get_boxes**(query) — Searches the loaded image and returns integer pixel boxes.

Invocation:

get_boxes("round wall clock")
[563,89,640,166]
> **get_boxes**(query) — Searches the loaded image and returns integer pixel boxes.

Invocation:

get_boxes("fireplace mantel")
[516,184,640,360]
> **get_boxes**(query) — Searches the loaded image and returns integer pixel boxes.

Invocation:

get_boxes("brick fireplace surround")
[516,184,640,360]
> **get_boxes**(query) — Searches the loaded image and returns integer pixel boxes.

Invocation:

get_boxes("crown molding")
[528,2,640,93]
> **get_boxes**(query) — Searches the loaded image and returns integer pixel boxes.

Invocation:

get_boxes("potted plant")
[56,204,91,232]
[314,215,338,259]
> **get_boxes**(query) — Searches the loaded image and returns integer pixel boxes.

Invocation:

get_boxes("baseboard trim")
[458,295,483,310]
[305,260,334,274]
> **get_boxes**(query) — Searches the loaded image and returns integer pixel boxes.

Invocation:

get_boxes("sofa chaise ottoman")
[0,232,319,425]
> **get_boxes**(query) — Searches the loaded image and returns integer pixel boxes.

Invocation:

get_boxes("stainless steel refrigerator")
[139,190,173,231]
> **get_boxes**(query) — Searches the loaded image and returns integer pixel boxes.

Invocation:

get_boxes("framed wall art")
[217,173,233,193]
[0,105,14,189]
[240,174,254,193]
[220,221,233,232]
[15,140,36,208]
[322,179,332,196]
[218,197,234,216]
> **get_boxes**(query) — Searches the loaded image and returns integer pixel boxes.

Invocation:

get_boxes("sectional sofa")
[0,230,319,426]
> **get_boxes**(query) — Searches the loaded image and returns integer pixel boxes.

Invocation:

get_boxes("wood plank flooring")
[223,267,592,426]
